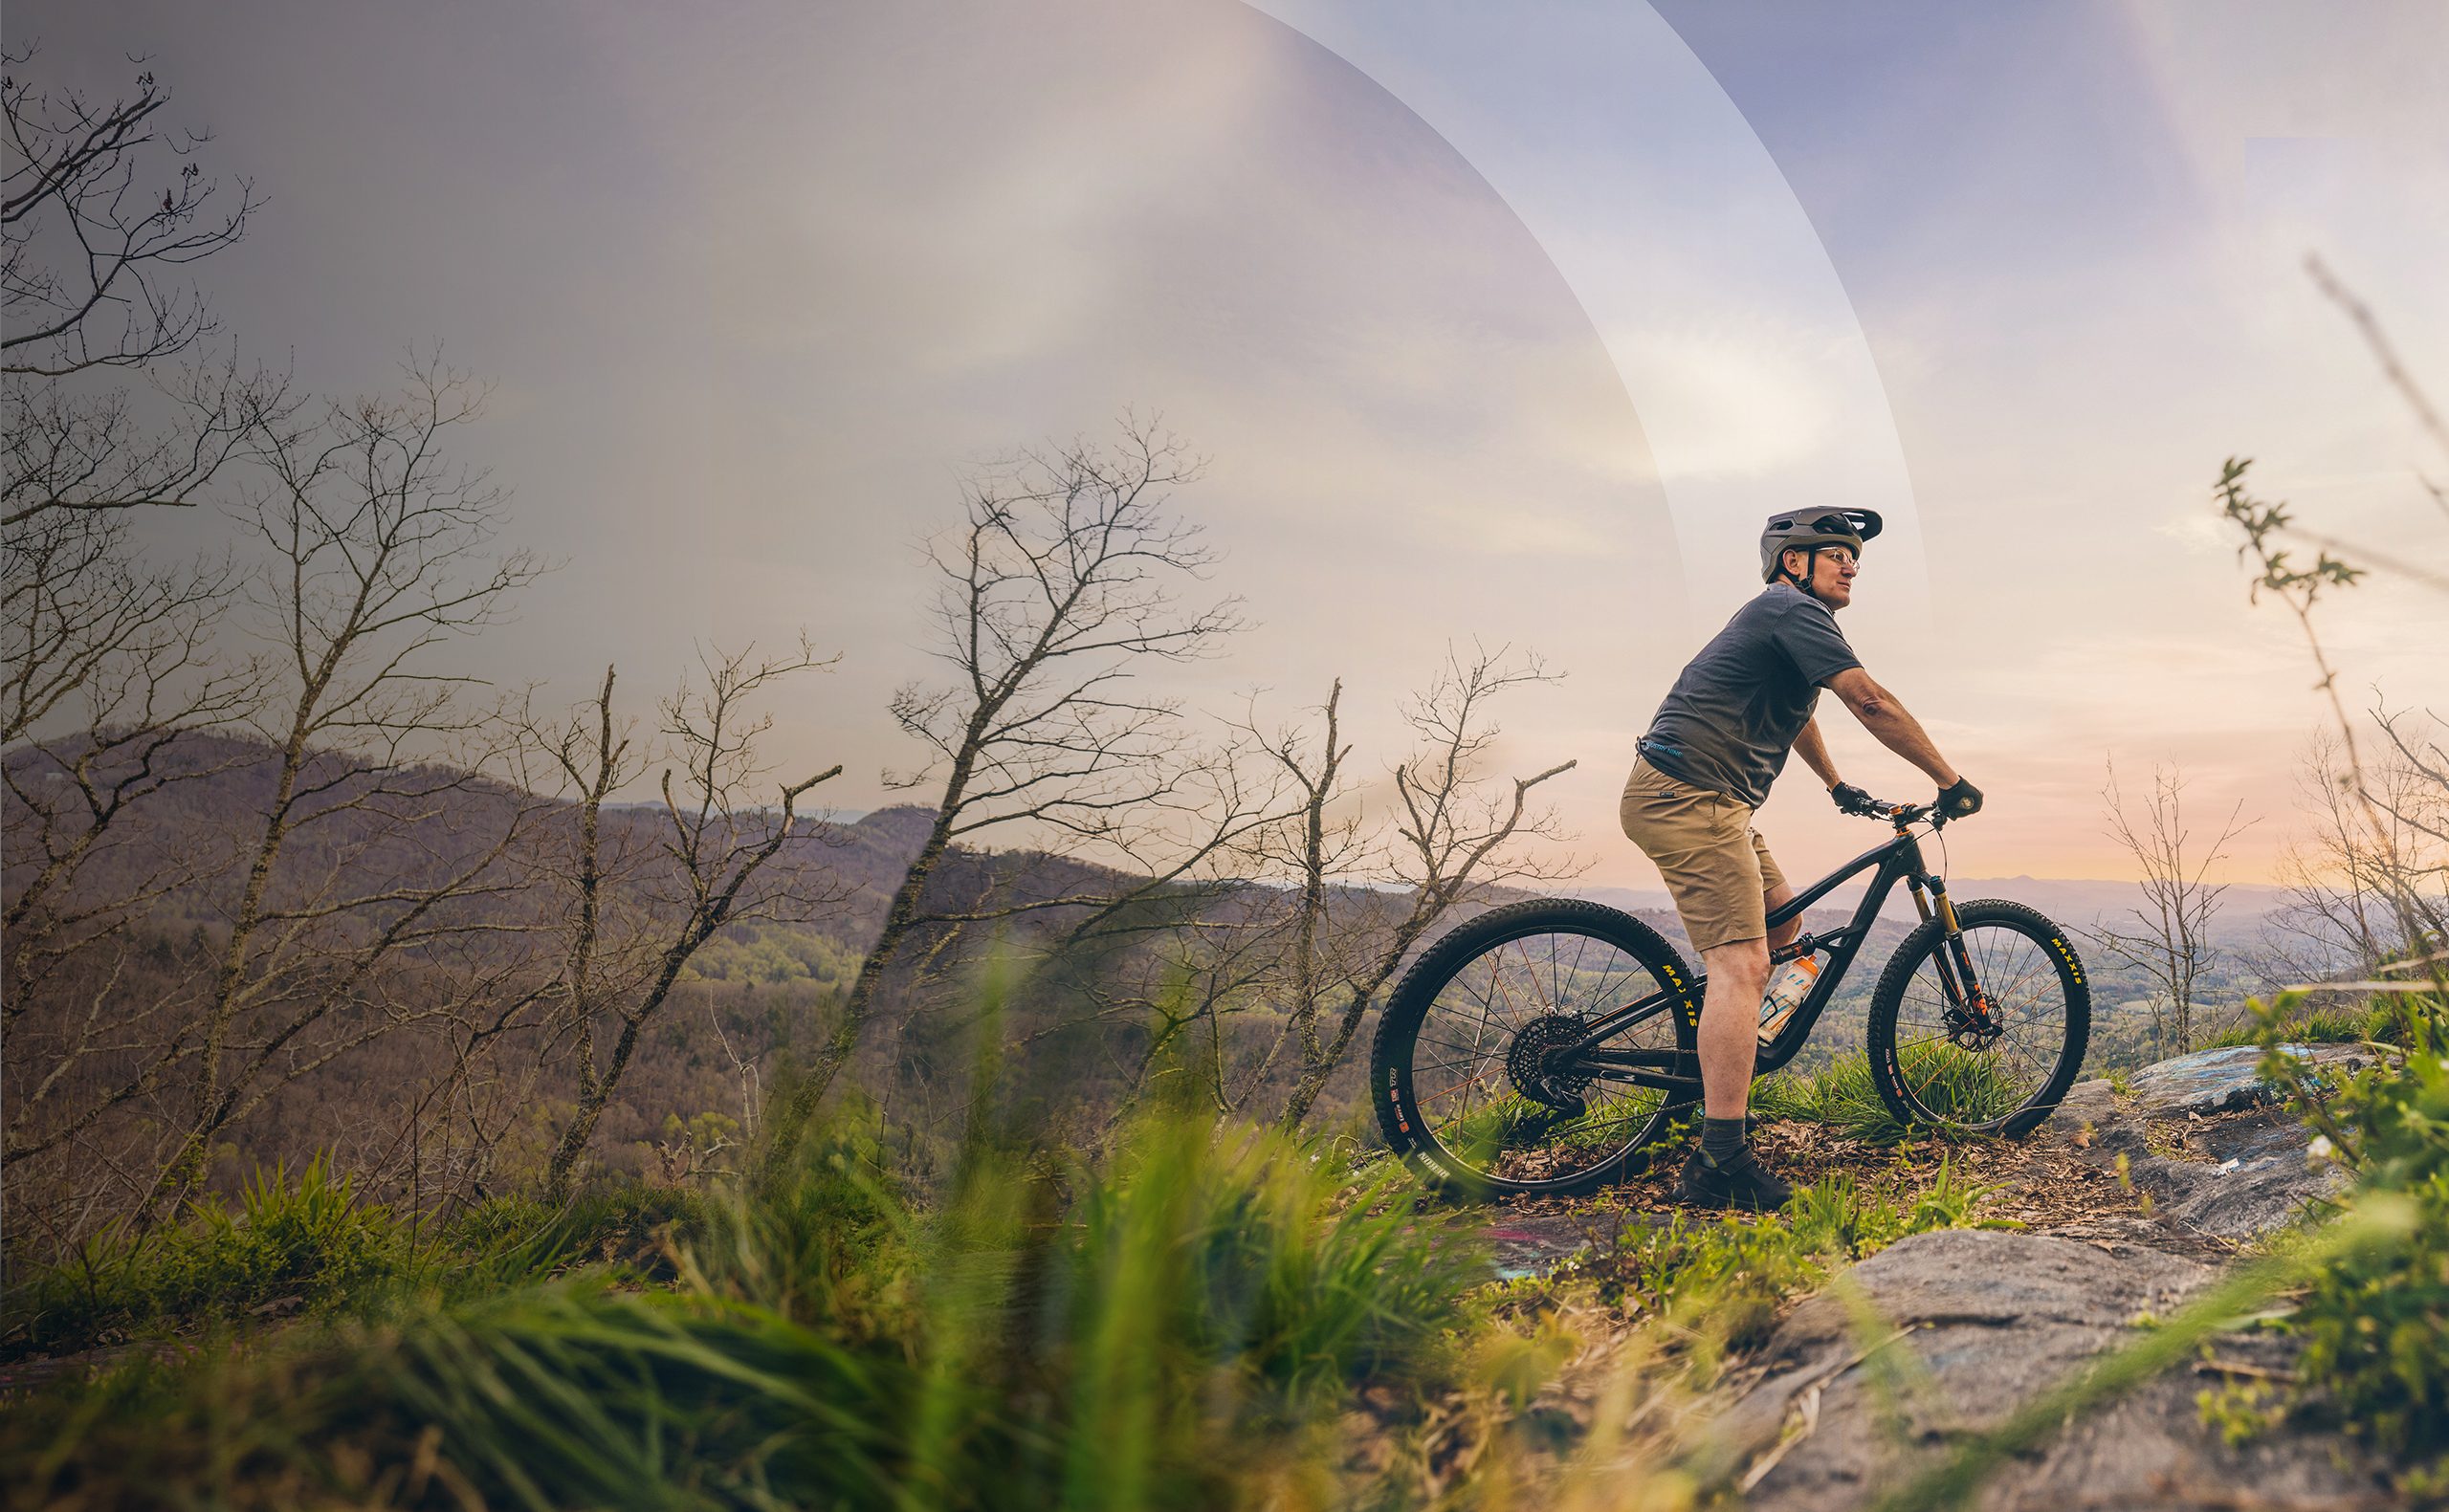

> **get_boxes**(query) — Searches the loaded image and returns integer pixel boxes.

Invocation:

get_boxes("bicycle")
[1368,794,2091,1198]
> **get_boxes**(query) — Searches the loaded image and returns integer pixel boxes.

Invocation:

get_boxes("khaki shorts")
[1619,758,1788,953]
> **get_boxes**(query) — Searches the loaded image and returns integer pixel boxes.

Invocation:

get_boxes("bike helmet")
[1759,509,1884,584]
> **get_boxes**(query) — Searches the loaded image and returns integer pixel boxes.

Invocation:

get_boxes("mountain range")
[1567,876,2292,940]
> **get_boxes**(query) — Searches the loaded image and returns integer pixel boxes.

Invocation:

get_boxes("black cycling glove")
[1937,778,1984,819]
[1830,781,1874,816]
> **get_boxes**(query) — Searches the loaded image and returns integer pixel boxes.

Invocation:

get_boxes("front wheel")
[1865,900,2091,1137]
[1370,899,1700,1199]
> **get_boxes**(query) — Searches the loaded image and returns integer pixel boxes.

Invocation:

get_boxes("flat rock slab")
[2057,1078,2350,1243]
[1705,1229,2386,1510]
[2127,1043,2378,1116]
[2158,1145,2350,1242]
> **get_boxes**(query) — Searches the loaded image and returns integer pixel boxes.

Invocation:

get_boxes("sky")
[16,0,2448,888]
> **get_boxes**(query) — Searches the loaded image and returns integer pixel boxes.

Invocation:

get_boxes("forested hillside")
[5,721,1564,1256]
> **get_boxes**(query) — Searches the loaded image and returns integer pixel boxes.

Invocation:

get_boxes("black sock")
[1701,1115,1748,1168]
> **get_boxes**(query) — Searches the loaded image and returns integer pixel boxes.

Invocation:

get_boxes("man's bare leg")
[1697,938,1769,1118]
[1696,883,1799,1119]
[1765,881,1798,952]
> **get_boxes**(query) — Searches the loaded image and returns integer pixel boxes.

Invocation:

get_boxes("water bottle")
[1757,955,1820,1042]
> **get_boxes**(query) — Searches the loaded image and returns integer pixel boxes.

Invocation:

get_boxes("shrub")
[5,1155,412,1358]
[2199,992,2449,1496]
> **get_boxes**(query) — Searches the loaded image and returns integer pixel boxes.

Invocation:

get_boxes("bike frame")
[1557,817,1972,1097]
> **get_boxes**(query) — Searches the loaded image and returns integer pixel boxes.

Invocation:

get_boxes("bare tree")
[527,649,844,1205]
[1,52,298,1264]
[770,418,1259,1151]
[5,362,546,1238]
[116,357,550,1222]
[2214,258,2449,1009]
[374,947,561,1225]
[2,43,279,988]
[2249,724,2446,1002]
[1255,681,1363,1100]
[2369,707,2449,958]
[2,55,590,1245]
[1032,651,1582,1133]
[3,49,253,388]
[4,48,277,535]
[3,509,245,744]
[2087,760,2254,1056]
[1262,647,1579,1129]
[1,446,271,1225]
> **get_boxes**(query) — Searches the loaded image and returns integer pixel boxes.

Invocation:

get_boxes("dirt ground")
[1463,1101,2308,1270]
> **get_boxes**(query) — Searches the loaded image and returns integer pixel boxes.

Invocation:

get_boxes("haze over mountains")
[1569,877,2290,941]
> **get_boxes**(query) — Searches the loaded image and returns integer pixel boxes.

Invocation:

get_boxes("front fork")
[1908,867,1997,1039]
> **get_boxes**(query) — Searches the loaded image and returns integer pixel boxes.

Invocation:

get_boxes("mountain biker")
[1622,509,1982,1210]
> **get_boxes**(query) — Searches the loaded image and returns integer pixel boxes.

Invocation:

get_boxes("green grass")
[7,1155,420,1358]
[1751,1045,2023,1143]
[2,1159,702,1361]
[10,1011,2262,1509]
[1513,1156,2019,1390]
[2195,1004,2383,1051]
[4,1100,1489,1510]
[0,1104,2054,1510]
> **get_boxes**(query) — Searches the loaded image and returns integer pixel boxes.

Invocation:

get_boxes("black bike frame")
[1557,822,1965,1096]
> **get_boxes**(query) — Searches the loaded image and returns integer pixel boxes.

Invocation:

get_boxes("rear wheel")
[1370,899,1700,1198]
[1865,900,2090,1137]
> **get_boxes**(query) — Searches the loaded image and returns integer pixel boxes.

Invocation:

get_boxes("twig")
[2191,1358,2298,1383]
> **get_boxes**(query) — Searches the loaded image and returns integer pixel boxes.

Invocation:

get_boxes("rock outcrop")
[1707,1230,2385,1510]
[2126,1042,2380,1117]
[2060,1072,2352,1243]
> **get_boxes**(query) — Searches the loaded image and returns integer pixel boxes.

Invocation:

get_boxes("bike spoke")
[1407,921,1685,1186]
[1878,911,2084,1129]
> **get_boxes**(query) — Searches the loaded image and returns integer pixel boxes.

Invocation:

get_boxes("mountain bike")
[1368,795,2091,1198]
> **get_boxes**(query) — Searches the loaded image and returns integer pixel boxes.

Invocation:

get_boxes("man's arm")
[1822,668,1960,787]
[1792,715,1841,788]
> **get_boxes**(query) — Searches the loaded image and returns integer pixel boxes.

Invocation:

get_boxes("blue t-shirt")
[1638,583,1862,808]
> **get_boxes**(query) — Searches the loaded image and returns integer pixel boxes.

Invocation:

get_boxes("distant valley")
[1568,876,2291,942]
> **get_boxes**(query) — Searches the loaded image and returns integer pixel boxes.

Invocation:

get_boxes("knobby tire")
[1864,899,2091,1137]
[1369,899,1700,1199]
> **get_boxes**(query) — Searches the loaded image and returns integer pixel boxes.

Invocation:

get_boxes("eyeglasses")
[1780,544,1855,571]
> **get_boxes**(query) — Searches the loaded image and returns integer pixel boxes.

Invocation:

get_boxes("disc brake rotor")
[1945,991,2007,1050]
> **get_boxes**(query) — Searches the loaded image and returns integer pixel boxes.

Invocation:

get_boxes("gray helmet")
[1759,509,1883,584]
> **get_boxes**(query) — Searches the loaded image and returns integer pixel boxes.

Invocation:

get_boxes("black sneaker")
[1674,1145,1793,1212]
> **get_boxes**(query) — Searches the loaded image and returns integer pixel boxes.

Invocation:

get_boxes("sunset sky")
[23,0,2448,888]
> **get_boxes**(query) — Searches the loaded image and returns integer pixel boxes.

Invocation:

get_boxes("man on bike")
[1622,510,1982,1210]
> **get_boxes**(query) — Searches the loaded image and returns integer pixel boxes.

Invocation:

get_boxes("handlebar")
[1843,796,1942,828]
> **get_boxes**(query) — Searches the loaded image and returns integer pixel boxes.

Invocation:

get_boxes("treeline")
[3,649,1592,1269]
